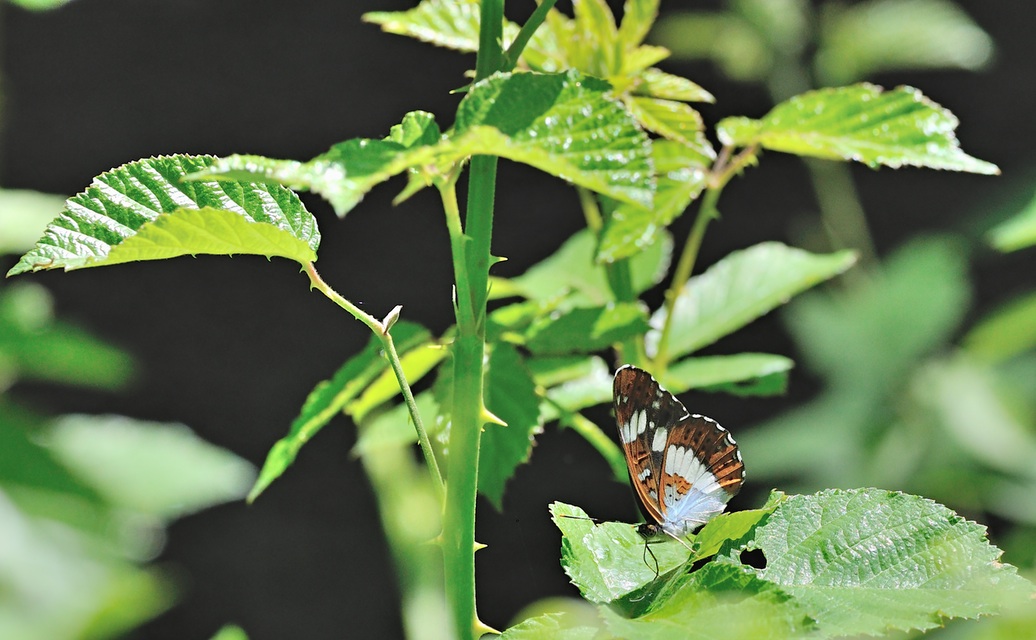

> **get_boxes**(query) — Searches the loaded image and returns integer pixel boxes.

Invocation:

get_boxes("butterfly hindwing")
[613,365,745,538]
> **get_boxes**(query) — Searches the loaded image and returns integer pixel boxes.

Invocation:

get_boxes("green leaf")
[0,189,66,255]
[8,155,319,276]
[964,291,1036,363]
[551,501,689,603]
[499,613,599,640]
[596,141,709,263]
[816,0,994,85]
[537,355,613,415]
[691,502,781,562]
[525,303,650,355]
[194,111,442,217]
[617,0,661,52]
[347,339,446,424]
[716,84,1000,174]
[363,0,502,54]
[632,67,714,103]
[626,96,713,157]
[504,228,672,305]
[988,190,1036,253]
[665,353,793,397]
[601,562,813,640]
[44,415,255,520]
[479,343,543,509]
[753,488,1034,636]
[648,242,856,360]
[248,321,431,502]
[0,283,132,389]
[450,71,654,208]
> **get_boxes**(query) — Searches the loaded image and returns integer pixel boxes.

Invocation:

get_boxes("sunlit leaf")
[8,156,319,276]
[0,189,66,255]
[525,303,649,355]
[648,243,856,360]
[665,353,793,397]
[717,84,999,174]
[596,141,708,263]
[632,67,714,103]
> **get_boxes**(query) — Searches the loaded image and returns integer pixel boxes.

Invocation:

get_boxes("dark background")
[2,1,1034,638]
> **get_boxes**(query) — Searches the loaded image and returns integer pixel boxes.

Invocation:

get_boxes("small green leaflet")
[8,155,320,276]
[717,83,999,174]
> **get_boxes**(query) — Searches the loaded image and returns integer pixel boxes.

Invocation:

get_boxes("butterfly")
[613,364,744,539]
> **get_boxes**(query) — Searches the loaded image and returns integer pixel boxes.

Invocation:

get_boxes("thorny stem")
[304,262,444,499]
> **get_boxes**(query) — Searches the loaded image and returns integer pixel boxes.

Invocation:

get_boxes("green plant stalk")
[652,147,759,368]
[503,0,557,71]
[439,1,504,637]
[304,262,443,497]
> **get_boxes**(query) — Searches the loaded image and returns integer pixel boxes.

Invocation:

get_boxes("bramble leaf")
[648,242,856,360]
[596,140,708,263]
[717,84,999,174]
[525,303,650,356]
[479,343,542,509]
[752,489,1033,636]
[8,155,319,276]
[450,71,654,208]
[665,353,793,397]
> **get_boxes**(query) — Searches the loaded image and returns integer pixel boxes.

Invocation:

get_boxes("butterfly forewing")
[613,365,745,538]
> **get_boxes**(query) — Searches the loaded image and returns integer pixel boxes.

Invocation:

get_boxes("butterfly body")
[613,365,744,538]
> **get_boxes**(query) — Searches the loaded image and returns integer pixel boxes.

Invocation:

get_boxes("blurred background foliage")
[1,0,1035,638]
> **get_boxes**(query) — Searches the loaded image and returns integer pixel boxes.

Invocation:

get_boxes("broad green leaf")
[0,189,65,254]
[988,190,1036,253]
[717,84,1000,174]
[551,502,689,603]
[194,111,442,217]
[7,0,73,9]
[504,228,672,305]
[647,242,856,360]
[0,283,132,389]
[8,155,319,276]
[499,613,599,640]
[479,343,543,509]
[248,321,431,502]
[753,488,1034,636]
[602,562,813,640]
[632,67,714,103]
[665,353,793,397]
[964,291,1036,363]
[626,96,713,158]
[816,0,994,85]
[525,303,649,355]
[691,502,781,563]
[450,71,654,208]
[44,415,255,520]
[596,141,709,263]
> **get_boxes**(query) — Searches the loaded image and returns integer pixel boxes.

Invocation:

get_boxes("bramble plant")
[8,1,1034,639]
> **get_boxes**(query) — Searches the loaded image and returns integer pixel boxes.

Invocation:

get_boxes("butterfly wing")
[657,413,744,536]
[613,364,691,526]
[614,365,745,538]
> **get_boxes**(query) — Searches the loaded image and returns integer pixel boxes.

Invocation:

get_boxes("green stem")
[652,147,757,369]
[440,2,504,638]
[304,262,444,498]
[503,0,557,71]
